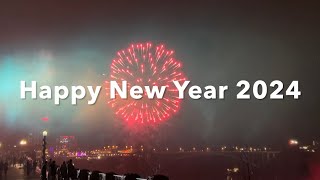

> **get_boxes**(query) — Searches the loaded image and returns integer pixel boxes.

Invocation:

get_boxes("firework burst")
[106,42,186,124]
[106,43,186,123]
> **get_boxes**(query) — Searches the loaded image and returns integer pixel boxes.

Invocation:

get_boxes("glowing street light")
[43,130,48,137]
[20,139,27,146]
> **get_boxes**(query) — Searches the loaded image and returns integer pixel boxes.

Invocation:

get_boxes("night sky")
[0,1,319,147]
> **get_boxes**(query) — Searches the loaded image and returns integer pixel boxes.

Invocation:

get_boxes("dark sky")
[0,1,319,147]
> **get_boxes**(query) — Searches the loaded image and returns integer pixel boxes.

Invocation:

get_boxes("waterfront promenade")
[0,167,39,180]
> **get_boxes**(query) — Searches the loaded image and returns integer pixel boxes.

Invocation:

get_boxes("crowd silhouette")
[0,161,8,178]
[41,159,77,180]
[0,153,169,180]
[0,153,38,179]
[40,158,169,180]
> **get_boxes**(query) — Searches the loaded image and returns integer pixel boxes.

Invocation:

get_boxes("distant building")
[57,136,77,151]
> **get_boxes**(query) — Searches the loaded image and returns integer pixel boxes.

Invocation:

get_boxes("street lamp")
[42,131,48,164]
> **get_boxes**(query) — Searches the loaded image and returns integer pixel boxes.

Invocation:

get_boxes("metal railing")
[77,170,149,180]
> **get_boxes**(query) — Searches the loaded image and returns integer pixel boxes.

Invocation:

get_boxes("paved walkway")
[0,167,39,180]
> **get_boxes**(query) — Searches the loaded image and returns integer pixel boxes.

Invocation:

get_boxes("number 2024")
[237,80,301,99]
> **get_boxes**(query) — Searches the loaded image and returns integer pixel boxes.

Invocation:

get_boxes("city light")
[289,139,299,145]
[227,167,240,173]
[20,139,27,145]
[43,130,48,137]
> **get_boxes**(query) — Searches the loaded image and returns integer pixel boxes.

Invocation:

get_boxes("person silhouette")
[50,161,57,180]
[48,159,52,179]
[3,162,8,176]
[0,161,4,177]
[67,159,75,179]
[60,161,67,180]
[33,160,37,175]
[41,161,48,180]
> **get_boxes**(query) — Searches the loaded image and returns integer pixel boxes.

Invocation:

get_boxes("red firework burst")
[106,42,186,124]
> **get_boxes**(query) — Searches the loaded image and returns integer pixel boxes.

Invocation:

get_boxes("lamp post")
[42,131,48,164]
